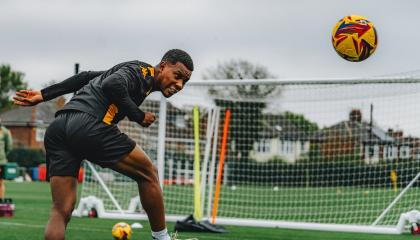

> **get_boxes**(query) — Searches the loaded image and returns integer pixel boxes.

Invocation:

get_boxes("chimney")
[349,109,362,122]
[31,106,37,122]
[388,128,403,139]
[394,130,403,139]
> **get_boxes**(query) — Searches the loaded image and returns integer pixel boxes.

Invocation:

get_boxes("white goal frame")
[74,77,420,234]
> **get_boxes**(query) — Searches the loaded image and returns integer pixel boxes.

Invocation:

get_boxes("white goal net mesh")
[78,79,420,229]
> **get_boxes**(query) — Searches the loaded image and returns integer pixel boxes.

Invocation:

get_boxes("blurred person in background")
[0,118,13,200]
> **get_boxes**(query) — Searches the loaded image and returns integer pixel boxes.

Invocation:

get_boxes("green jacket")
[0,126,12,165]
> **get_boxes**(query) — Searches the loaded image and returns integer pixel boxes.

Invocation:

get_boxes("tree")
[281,111,318,134]
[203,59,278,161]
[0,65,27,112]
[203,59,278,99]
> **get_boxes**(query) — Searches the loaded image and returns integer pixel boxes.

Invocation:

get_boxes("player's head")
[156,49,193,98]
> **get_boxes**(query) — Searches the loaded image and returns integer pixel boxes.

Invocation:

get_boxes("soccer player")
[13,49,193,240]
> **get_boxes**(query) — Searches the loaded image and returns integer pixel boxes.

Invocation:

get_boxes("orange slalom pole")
[211,109,231,224]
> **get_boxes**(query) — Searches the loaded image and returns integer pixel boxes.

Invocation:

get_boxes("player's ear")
[158,61,167,73]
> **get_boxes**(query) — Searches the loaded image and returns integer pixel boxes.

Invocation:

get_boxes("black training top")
[41,60,158,125]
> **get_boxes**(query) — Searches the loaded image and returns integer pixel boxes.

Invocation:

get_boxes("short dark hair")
[162,49,194,71]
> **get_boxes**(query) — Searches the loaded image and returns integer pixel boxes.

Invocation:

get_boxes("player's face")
[158,61,192,98]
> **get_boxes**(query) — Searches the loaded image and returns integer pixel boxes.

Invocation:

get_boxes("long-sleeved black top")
[41,60,158,125]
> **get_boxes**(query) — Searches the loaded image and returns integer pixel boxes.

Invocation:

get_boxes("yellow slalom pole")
[193,106,202,220]
[391,170,398,192]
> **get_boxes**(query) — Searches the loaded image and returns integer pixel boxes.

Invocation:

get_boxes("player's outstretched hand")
[140,112,156,127]
[13,90,44,106]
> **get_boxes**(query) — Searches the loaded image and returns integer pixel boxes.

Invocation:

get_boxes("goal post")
[75,77,420,234]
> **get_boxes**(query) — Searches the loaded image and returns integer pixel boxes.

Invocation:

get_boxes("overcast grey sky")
[1,0,419,89]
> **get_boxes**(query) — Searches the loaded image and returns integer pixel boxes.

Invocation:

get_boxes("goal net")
[75,78,420,234]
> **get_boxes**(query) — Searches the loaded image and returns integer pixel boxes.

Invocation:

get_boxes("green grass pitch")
[0,181,418,240]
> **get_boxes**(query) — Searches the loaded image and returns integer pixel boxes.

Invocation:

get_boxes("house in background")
[311,109,398,164]
[0,98,64,149]
[250,109,420,165]
[388,131,420,161]
[250,114,312,163]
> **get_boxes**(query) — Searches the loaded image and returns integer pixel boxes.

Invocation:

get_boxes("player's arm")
[13,71,104,106]
[4,129,12,154]
[41,71,104,101]
[102,71,155,127]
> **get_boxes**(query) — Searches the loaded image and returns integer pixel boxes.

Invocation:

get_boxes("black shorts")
[44,111,136,179]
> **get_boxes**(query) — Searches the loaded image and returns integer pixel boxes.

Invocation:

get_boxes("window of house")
[256,139,271,153]
[283,140,291,154]
[400,146,410,159]
[264,139,271,153]
[175,115,187,128]
[36,128,46,142]
[282,141,287,153]
[383,145,390,159]
[392,146,398,159]
[253,142,259,152]
[368,145,374,157]
[301,141,305,151]
[374,145,379,157]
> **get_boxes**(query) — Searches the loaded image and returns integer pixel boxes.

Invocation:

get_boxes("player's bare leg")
[111,146,167,235]
[44,176,77,240]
